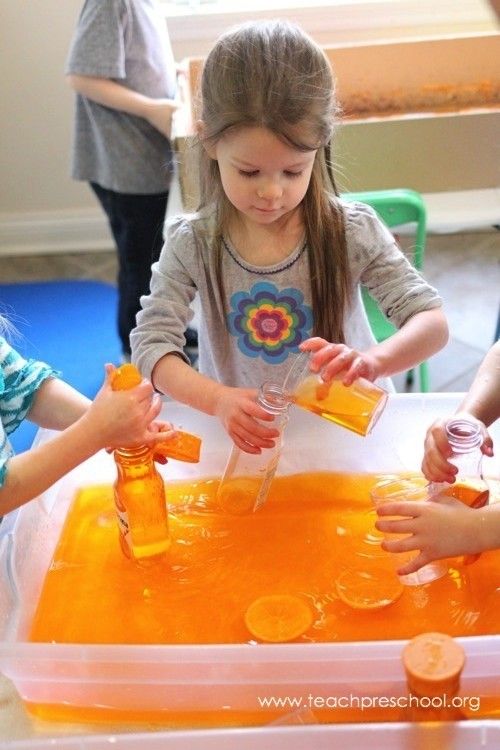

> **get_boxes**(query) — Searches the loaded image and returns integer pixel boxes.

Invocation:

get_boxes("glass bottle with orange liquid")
[434,417,489,565]
[282,351,387,436]
[217,381,289,514]
[111,364,201,563]
[111,364,170,563]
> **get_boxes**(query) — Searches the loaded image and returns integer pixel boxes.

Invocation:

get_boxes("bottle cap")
[111,363,142,391]
[402,632,465,697]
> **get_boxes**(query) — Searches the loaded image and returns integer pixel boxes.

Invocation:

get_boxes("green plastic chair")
[342,188,430,392]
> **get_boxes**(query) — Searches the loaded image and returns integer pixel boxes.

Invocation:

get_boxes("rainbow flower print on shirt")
[227,282,313,364]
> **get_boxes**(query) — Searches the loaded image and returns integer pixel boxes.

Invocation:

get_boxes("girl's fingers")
[230,432,263,453]
[342,356,365,385]
[236,413,279,439]
[375,501,419,517]
[422,450,456,483]
[396,552,427,575]
[299,337,329,352]
[375,519,412,535]
[233,425,275,450]
[381,535,416,554]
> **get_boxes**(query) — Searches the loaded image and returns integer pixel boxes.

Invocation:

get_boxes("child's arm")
[0,368,167,516]
[66,75,178,138]
[25,377,91,430]
[151,354,280,453]
[300,307,448,385]
[458,341,500,427]
[422,341,500,482]
[375,497,500,574]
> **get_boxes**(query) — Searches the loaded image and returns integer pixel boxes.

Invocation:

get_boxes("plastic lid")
[111,363,142,391]
[402,632,465,697]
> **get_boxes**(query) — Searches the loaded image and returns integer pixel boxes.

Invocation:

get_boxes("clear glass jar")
[434,417,490,565]
[114,444,170,563]
[217,382,289,515]
[282,350,388,436]
[444,418,490,506]
[370,475,447,586]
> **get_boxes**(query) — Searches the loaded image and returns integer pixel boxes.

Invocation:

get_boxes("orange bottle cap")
[111,363,142,391]
[402,632,465,697]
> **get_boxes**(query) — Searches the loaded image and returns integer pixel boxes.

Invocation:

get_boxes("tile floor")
[1,230,499,393]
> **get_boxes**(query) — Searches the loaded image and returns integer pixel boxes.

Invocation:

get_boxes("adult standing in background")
[66,0,188,362]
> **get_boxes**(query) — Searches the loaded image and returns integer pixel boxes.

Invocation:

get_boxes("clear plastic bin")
[0,394,499,746]
[3,721,500,750]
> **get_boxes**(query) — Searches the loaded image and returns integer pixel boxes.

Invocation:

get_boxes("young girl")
[376,341,500,573]
[131,20,448,454]
[0,320,171,517]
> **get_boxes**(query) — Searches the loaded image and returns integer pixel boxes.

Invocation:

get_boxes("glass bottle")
[444,417,490,508]
[111,364,170,563]
[401,631,467,722]
[435,417,489,565]
[282,350,387,436]
[217,382,289,515]
[114,444,170,562]
[370,475,447,585]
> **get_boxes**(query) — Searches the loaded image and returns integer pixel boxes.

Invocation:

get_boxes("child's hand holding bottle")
[213,384,281,453]
[422,412,493,484]
[84,364,175,452]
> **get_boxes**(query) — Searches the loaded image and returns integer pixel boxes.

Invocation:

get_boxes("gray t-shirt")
[66,0,176,194]
[131,201,442,392]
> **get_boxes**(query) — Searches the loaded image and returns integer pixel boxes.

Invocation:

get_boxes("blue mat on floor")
[0,280,121,454]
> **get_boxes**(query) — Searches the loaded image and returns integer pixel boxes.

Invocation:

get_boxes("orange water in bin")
[28,472,500,726]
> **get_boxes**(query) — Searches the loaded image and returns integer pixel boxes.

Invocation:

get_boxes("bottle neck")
[445,418,482,454]
[257,381,289,415]
[114,444,152,465]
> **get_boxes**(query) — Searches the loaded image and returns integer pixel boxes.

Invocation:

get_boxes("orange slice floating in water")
[335,568,404,610]
[244,594,313,642]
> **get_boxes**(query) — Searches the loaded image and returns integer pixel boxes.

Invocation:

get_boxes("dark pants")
[91,183,168,356]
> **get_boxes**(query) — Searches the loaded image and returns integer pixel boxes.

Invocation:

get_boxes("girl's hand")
[421,413,493,483]
[213,385,280,453]
[375,496,482,575]
[300,337,378,385]
[148,421,178,464]
[85,366,163,449]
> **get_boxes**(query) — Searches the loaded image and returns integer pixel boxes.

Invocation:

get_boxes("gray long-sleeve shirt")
[131,200,442,392]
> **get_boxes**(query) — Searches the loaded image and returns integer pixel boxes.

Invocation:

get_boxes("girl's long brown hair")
[196,20,350,343]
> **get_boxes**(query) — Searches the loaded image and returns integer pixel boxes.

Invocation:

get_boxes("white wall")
[1,0,88,215]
